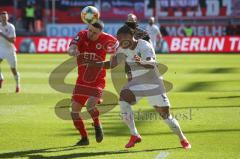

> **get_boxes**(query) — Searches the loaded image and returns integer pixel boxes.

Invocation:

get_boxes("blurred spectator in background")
[160,26,168,36]
[35,5,43,32]
[237,25,240,35]
[183,25,193,36]
[146,17,162,50]
[24,3,35,32]
[226,20,237,35]
[159,25,169,53]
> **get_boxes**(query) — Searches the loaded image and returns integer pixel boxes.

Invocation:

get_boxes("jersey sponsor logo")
[83,52,99,61]
[80,52,103,83]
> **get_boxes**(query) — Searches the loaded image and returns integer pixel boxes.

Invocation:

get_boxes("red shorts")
[72,80,105,106]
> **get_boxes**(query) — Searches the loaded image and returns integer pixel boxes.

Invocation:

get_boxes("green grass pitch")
[0,54,240,159]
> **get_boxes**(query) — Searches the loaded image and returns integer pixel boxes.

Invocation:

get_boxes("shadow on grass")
[172,105,240,110]
[0,146,84,159]
[190,68,239,74]
[209,95,240,99]
[0,146,181,159]
[28,147,181,159]
[179,81,240,92]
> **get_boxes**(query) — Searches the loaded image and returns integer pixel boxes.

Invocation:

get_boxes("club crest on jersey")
[96,43,102,50]
[74,36,80,41]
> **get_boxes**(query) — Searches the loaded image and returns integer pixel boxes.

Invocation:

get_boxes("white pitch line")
[155,151,170,159]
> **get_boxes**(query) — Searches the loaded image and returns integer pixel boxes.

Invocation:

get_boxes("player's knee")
[11,68,17,75]
[120,89,136,105]
[87,106,99,117]
[71,100,83,112]
[159,110,170,119]
[155,106,170,119]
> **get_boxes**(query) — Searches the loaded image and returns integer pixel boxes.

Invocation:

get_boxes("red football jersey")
[70,30,118,87]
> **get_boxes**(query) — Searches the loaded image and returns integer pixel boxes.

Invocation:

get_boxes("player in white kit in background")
[146,17,162,51]
[0,11,20,92]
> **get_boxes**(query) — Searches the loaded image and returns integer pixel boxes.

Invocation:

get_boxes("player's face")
[117,33,133,49]
[149,18,154,25]
[0,13,8,23]
[87,25,102,41]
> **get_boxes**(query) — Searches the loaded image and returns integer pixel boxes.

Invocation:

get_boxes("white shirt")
[146,24,160,49]
[116,39,156,78]
[0,22,16,51]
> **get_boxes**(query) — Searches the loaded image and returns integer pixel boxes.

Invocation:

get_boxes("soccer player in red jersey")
[68,20,118,146]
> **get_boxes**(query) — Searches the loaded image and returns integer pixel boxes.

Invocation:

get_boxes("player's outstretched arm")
[134,55,155,69]
[88,53,125,69]
[68,44,80,56]
[0,32,15,43]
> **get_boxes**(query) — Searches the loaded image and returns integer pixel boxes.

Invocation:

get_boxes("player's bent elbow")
[9,38,16,43]
[68,45,77,56]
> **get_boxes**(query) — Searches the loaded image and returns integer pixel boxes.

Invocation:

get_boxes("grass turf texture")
[0,54,240,159]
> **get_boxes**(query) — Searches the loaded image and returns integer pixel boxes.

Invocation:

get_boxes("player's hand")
[68,45,80,56]
[133,55,141,64]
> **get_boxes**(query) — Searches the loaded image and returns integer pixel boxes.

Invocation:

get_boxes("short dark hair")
[92,20,104,30]
[125,21,138,30]
[117,25,134,36]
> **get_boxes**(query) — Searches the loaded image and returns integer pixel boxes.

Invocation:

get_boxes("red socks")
[71,112,88,138]
[88,108,100,126]
[71,108,100,138]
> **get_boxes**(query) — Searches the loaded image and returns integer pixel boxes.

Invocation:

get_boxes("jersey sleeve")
[139,40,156,61]
[9,24,16,38]
[70,32,82,46]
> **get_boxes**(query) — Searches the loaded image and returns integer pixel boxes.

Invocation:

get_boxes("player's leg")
[120,89,142,148]
[6,52,20,92]
[86,96,103,143]
[71,96,89,146]
[10,68,20,92]
[0,58,3,88]
[149,94,191,149]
